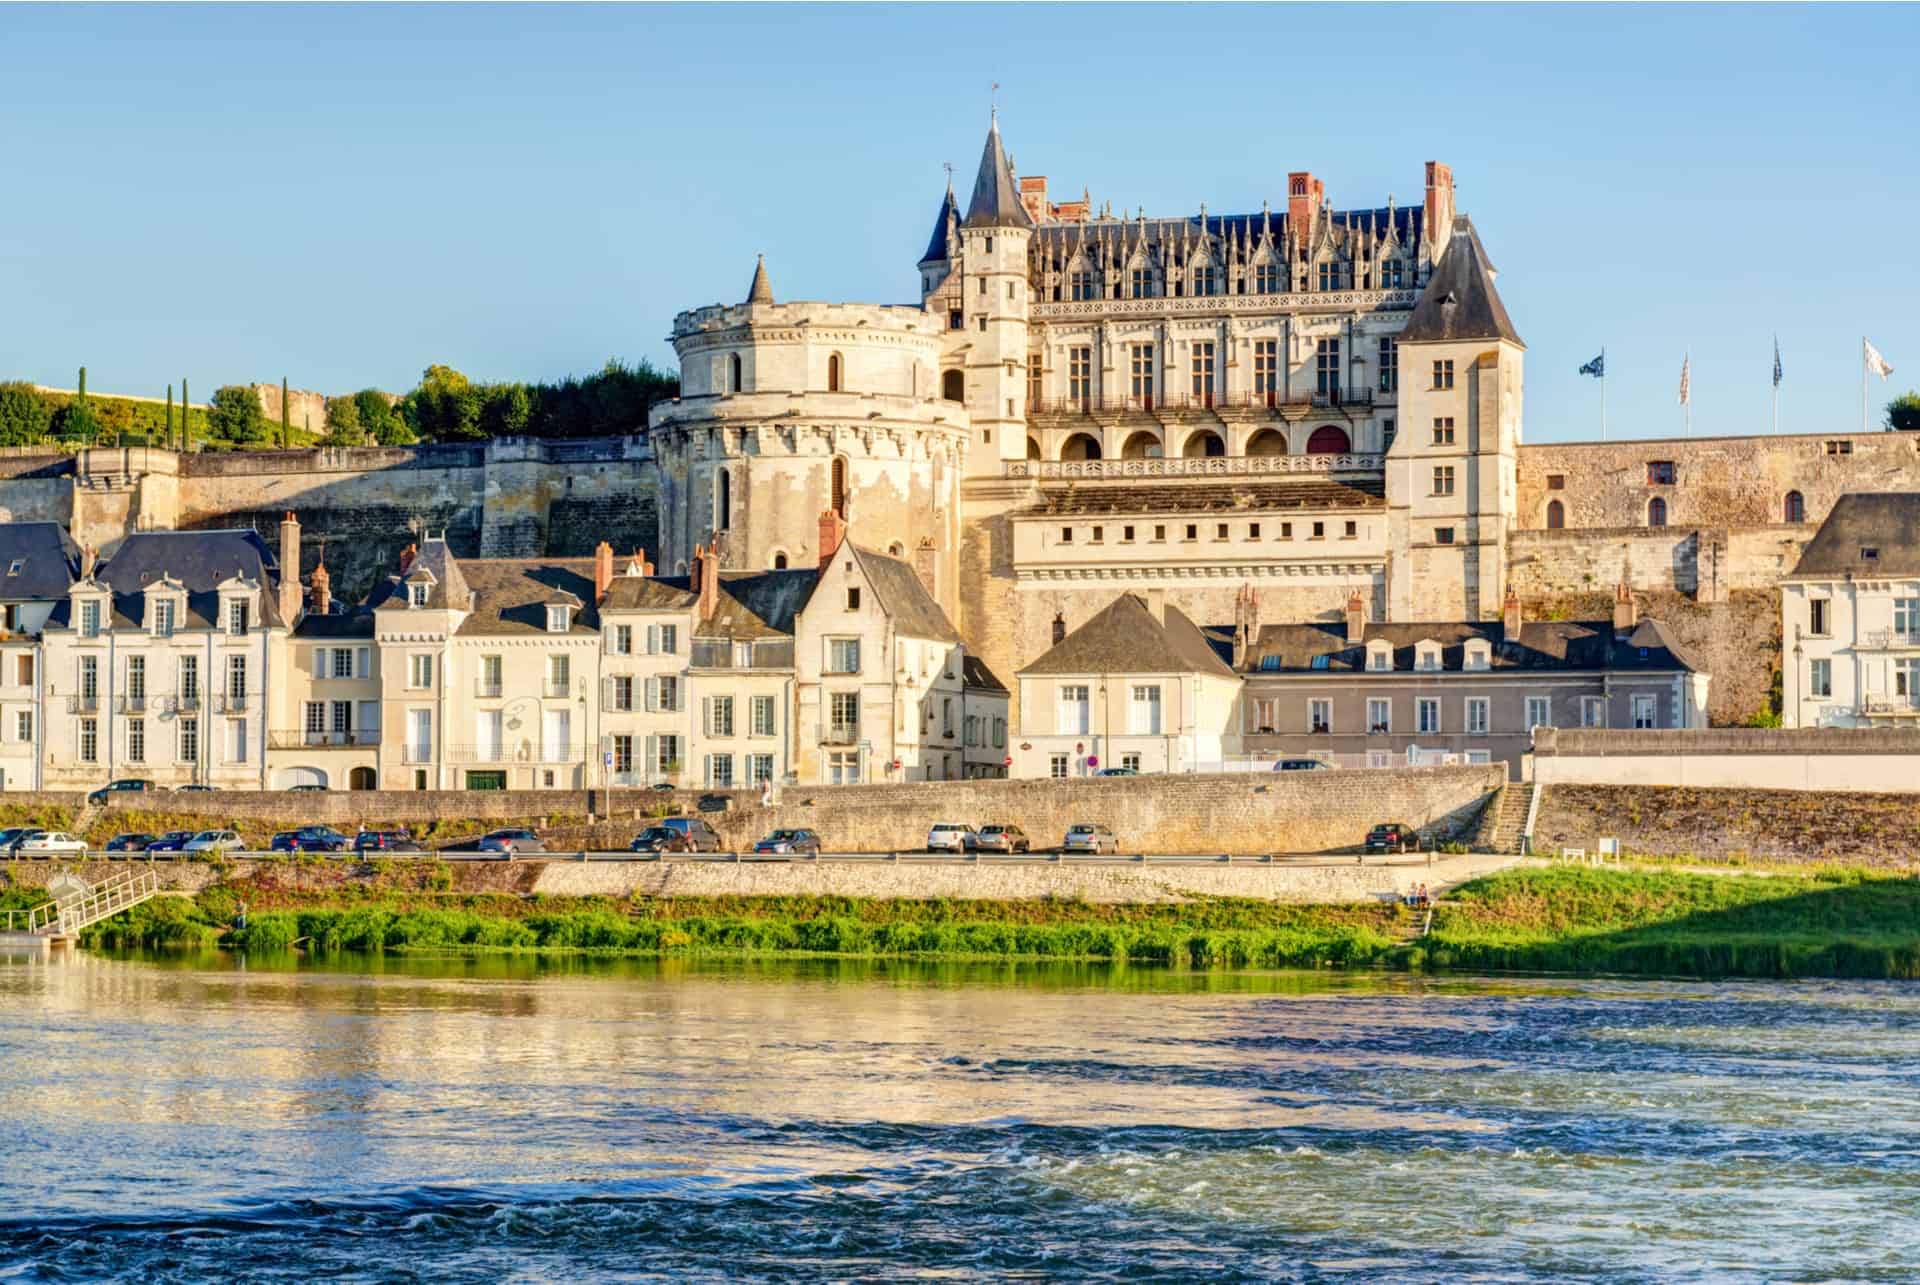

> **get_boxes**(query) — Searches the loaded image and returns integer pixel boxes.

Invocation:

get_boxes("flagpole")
[1862,337,1868,434]
[1600,346,1607,441]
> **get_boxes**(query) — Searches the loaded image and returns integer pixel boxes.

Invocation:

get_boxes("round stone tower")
[649,257,971,614]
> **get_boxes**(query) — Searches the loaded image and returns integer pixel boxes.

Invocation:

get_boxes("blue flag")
[1578,353,1605,378]
[1773,337,1783,388]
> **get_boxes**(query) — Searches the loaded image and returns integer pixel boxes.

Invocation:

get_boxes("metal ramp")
[2,869,161,943]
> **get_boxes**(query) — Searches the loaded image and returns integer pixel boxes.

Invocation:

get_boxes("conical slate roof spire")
[964,115,1034,230]
[1399,217,1522,347]
[920,176,959,265]
[745,254,773,305]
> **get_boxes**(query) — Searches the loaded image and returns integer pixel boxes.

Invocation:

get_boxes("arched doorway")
[1784,491,1805,523]
[1182,430,1225,458]
[349,766,376,791]
[1120,431,1162,459]
[1306,425,1351,455]
[1245,428,1287,457]
[1025,436,1042,460]
[942,370,964,402]
[1647,497,1668,527]
[827,353,844,392]
[1546,499,1565,529]
[1060,432,1102,461]
[277,766,327,791]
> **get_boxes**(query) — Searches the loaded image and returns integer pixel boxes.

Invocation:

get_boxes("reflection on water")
[0,949,1915,1281]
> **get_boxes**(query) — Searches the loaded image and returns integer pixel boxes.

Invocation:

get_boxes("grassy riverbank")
[17,864,1918,980]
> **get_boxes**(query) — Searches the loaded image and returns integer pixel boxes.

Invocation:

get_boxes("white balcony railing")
[1005,453,1383,482]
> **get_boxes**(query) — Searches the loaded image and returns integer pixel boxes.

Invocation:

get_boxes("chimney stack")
[1424,161,1455,253]
[278,511,302,625]
[912,538,936,599]
[1345,587,1367,644]
[627,547,656,577]
[398,542,417,575]
[818,508,848,569]
[1143,589,1166,626]
[594,540,614,605]
[1613,580,1637,636]
[1232,583,1262,669]
[1287,171,1325,243]
[309,559,331,616]
[1051,612,1066,646]
[1502,585,1522,637]
[695,544,718,622]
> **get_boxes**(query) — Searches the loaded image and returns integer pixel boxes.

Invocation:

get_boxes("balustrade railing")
[1861,629,1920,649]
[267,729,381,749]
[1005,452,1383,481]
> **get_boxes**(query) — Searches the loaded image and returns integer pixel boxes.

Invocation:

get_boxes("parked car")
[658,816,723,852]
[354,829,422,854]
[144,830,198,853]
[87,778,155,806]
[477,828,547,856]
[288,784,328,793]
[105,833,158,852]
[1062,823,1119,855]
[649,782,677,792]
[184,830,243,855]
[1364,822,1421,855]
[1275,758,1333,772]
[19,831,88,855]
[173,785,217,793]
[0,827,40,854]
[926,823,978,853]
[630,826,693,854]
[971,824,1032,854]
[753,828,821,855]
[270,826,351,853]
[1096,767,1138,777]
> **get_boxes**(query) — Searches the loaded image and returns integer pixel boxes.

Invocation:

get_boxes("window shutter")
[644,676,657,713]
[645,733,656,778]
[645,624,658,655]
[312,647,325,677]
[357,647,370,679]
[702,697,711,737]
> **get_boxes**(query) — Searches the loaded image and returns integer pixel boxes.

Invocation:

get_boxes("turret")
[959,112,1035,476]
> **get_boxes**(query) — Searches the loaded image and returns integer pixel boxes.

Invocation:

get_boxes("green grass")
[40,867,1920,981]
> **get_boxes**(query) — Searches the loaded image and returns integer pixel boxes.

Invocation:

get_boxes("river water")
[0,951,1914,1282]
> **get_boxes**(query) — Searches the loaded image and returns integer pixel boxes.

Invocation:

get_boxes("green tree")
[1887,391,1920,433]
[53,397,101,445]
[322,393,361,444]
[0,382,54,446]
[353,389,410,445]
[99,399,135,441]
[207,385,268,443]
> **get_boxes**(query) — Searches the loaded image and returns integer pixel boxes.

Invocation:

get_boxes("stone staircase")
[1484,783,1536,855]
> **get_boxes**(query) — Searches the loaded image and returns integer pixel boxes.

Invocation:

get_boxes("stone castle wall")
[250,383,331,434]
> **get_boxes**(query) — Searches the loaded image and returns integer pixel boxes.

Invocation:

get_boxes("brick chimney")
[309,559,331,616]
[1424,161,1455,253]
[1232,583,1261,669]
[398,542,417,575]
[818,508,847,569]
[912,538,936,599]
[695,544,718,622]
[627,548,655,577]
[1613,580,1637,637]
[1019,175,1049,225]
[1051,612,1066,646]
[593,540,614,605]
[1345,587,1367,644]
[1502,585,1522,637]
[1287,171,1324,241]
[278,511,302,625]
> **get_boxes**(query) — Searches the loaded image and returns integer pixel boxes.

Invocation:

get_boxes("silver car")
[925,823,977,853]
[1062,824,1119,855]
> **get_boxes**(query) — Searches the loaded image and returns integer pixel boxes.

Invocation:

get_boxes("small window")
[826,353,843,392]
[1309,655,1330,671]
[1809,598,1829,636]
[1281,522,1293,539]
[1090,525,1104,543]
[1436,527,1455,545]
[1311,521,1325,539]
[1646,461,1676,485]
[1546,474,1566,491]
[1060,527,1074,544]
[1247,523,1261,540]
[1215,523,1228,540]
[1343,521,1357,538]
[1184,524,1198,541]
[846,586,861,611]
[1432,359,1454,389]
[546,605,570,633]
[4,560,19,576]
[1258,655,1281,672]
[1784,491,1805,524]
[1647,497,1668,528]
[1862,547,1880,562]
[1122,525,1135,542]
[408,583,428,608]
[1153,525,1166,542]
[1546,499,1565,529]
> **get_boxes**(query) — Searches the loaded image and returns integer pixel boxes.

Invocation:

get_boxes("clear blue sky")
[3,3,1915,442]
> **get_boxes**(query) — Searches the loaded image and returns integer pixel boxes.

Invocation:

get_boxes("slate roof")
[644,569,821,640]
[963,654,1009,694]
[293,608,375,640]
[1026,477,1384,517]
[1242,618,1703,675]
[1785,492,1920,580]
[1030,204,1425,262]
[60,529,286,631]
[453,558,599,636]
[746,254,774,305]
[1398,217,1523,347]
[0,522,80,600]
[368,539,473,614]
[598,574,698,613]
[964,117,1034,231]
[920,181,958,264]
[851,545,961,643]
[1019,593,1236,679]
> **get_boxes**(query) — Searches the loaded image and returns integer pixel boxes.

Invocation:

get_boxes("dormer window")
[547,605,571,633]
[152,600,175,638]
[408,583,428,608]
[227,599,250,636]
[79,599,101,638]
[1464,641,1492,671]
[1416,643,1442,672]
[1367,643,1392,672]
[5,560,20,577]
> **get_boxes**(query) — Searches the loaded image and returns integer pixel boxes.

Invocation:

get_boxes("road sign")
[603,752,613,766]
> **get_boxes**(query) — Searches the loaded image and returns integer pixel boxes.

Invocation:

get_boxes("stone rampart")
[1532,783,1920,868]
[1531,726,1920,792]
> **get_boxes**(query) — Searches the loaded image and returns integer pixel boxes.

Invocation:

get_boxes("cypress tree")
[281,376,290,448]
[166,384,174,449]
[181,378,189,451]
[77,366,87,404]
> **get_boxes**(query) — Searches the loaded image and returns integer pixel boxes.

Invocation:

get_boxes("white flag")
[1677,354,1691,406]
[1865,337,1894,380]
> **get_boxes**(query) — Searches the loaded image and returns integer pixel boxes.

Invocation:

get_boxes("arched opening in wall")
[770,550,789,570]
[830,456,848,516]
[827,352,844,393]
[888,542,905,557]
[1060,432,1102,461]
[942,369,964,402]
[729,353,743,394]
[277,766,327,790]
[1784,490,1805,523]
[1182,430,1225,459]
[1306,425,1351,455]
[1120,431,1162,459]
[1244,428,1287,457]
[348,766,376,791]
[1546,499,1565,529]
[1025,436,1042,460]
[1647,497,1668,528]
[716,469,732,531]
[675,560,688,575]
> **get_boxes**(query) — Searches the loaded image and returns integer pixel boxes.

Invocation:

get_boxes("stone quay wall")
[1531,726,1920,793]
[1532,782,1920,869]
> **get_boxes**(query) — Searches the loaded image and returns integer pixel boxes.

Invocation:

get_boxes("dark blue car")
[270,826,351,853]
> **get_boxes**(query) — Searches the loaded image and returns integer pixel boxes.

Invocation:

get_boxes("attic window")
[1368,648,1391,672]
[1862,547,1880,561]
[547,605,571,633]
[408,583,428,608]
[5,560,20,576]
[1309,655,1330,670]
[1258,656,1281,671]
